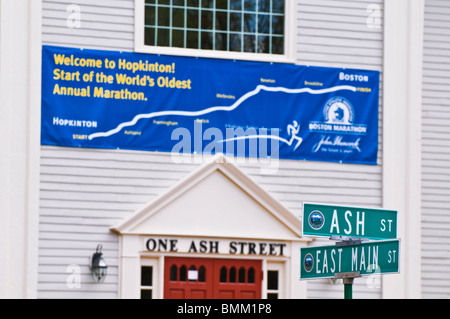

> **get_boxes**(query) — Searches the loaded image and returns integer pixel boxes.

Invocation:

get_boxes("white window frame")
[265,261,285,299]
[134,0,296,63]
[140,258,161,299]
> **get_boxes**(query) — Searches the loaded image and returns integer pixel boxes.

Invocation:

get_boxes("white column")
[383,0,424,299]
[119,235,141,299]
[0,0,41,298]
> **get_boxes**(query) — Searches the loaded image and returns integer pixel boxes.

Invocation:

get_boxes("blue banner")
[41,45,379,165]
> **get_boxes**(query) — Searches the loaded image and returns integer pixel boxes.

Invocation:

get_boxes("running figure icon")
[287,121,303,151]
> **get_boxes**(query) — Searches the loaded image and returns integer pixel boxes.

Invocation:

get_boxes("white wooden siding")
[296,0,383,70]
[421,0,450,299]
[42,0,134,51]
[40,0,384,299]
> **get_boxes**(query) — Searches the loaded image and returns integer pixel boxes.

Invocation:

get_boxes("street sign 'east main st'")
[302,203,398,240]
[300,239,400,280]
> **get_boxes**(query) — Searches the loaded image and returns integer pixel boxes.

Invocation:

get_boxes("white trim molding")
[0,0,42,299]
[383,0,424,299]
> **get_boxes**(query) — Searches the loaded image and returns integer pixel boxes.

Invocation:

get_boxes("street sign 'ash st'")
[302,203,398,240]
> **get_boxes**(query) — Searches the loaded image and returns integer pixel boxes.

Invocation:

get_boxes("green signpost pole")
[335,271,360,300]
[343,278,353,300]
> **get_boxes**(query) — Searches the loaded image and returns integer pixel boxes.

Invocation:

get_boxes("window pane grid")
[145,25,283,36]
[140,266,154,300]
[145,4,285,15]
[267,270,279,299]
[144,0,284,55]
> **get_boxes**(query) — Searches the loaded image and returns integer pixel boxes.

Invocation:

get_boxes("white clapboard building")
[0,0,449,299]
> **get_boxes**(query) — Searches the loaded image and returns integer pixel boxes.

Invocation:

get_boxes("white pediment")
[111,155,302,241]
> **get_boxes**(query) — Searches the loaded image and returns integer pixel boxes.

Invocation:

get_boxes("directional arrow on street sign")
[302,202,398,240]
[300,239,400,280]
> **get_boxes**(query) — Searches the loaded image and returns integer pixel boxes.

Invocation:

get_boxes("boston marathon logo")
[309,97,367,154]
[309,97,367,135]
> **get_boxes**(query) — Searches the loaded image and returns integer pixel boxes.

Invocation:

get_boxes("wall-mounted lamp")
[90,244,107,282]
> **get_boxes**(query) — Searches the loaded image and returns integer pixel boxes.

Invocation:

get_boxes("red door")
[213,258,262,299]
[164,257,262,299]
[164,257,214,299]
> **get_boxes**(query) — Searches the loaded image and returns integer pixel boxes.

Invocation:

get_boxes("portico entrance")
[112,155,307,299]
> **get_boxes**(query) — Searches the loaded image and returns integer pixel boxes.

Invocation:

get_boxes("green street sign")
[302,203,398,240]
[300,239,400,280]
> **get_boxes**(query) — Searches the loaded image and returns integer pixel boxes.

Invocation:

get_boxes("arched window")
[220,266,227,283]
[199,266,206,282]
[238,267,246,283]
[179,265,187,281]
[248,267,255,283]
[229,267,236,283]
[170,265,177,281]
